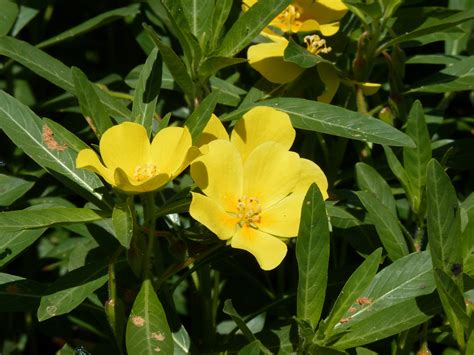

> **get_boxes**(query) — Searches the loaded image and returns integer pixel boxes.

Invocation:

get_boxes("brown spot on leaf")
[348,306,357,314]
[154,346,161,352]
[42,125,67,151]
[356,297,372,305]
[339,317,352,324]
[151,331,165,341]
[132,315,145,327]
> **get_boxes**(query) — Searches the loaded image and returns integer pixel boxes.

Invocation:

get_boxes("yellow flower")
[243,0,348,35]
[197,106,295,161]
[76,122,194,193]
[190,140,328,270]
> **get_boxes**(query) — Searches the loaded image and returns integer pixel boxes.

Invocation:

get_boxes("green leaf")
[210,76,246,107]
[37,261,110,321]
[144,24,196,99]
[238,340,270,355]
[223,98,415,147]
[0,228,46,268]
[0,273,45,311]
[0,0,19,36]
[332,252,435,335]
[409,56,474,93]
[112,201,134,249]
[223,299,257,342]
[0,91,110,209]
[356,191,409,261]
[296,184,330,328]
[199,56,247,79]
[132,47,162,136]
[284,39,333,68]
[356,162,397,216]
[126,279,173,354]
[0,173,35,206]
[217,0,292,57]
[330,295,439,349]
[383,8,474,48]
[383,146,412,192]
[72,66,113,138]
[208,0,233,51]
[426,159,463,286]
[403,101,432,213]
[181,0,214,48]
[434,269,469,348]
[184,91,219,143]
[0,37,131,118]
[323,248,382,338]
[406,54,463,65]
[172,325,191,355]
[0,208,105,232]
[36,4,140,49]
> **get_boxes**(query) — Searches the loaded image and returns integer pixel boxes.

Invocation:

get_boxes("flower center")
[274,4,303,32]
[236,196,262,229]
[133,163,158,182]
[305,34,332,55]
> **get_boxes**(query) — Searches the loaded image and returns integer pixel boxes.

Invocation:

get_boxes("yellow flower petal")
[295,158,329,199]
[231,226,287,270]
[76,148,115,185]
[259,193,302,237]
[196,114,229,148]
[360,82,382,96]
[191,140,243,212]
[247,42,304,84]
[190,192,238,240]
[317,63,340,103]
[151,126,192,176]
[243,142,301,209]
[299,0,348,25]
[100,122,150,175]
[231,106,295,162]
[114,167,170,193]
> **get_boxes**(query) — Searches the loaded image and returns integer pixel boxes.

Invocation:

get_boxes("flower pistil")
[305,34,332,55]
[274,4,303,32]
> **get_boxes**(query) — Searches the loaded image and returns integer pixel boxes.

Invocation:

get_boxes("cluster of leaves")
[0,0,473,354]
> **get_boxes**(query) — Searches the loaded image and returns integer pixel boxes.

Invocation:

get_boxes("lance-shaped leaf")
[323,248,382,338]
[208,0,233,51]
[403,100,431,213]
[112,201,134,249]
[434,269,469,348]
[222,98,415,147]
[184,91,219,143]
[0,91,110,208]
[0,273,45,311]
[0,36,131,118]
[356,162,397,216]
[132,47,162,136]
[284,39,333,68]
[0,228,46,268]
[0,0,18,36]
[180,0,214,48]
[426,159,463,287]
[296,184,330,329]
[126,280,173,354]
[144,24,196,99]
[0,208,105,232]
[217,0,292,57]
[72,66,113,138]
[356,191,409,261]
[332,252,435,335]
[36,4,140,49]
[37,261,110,321]
[0,173,35,206]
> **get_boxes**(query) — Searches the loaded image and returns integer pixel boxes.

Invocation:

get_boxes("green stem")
[105,247,124,353]
[142,193,156,281]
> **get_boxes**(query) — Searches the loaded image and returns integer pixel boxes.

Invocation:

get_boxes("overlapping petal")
[231,226,287,271]
[191,140,243,212]
[247,40,304,84]
[196,114,229,148]
[243,142,301,208]
[114,168,170,194]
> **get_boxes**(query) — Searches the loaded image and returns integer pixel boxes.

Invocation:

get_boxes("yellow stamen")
[274,4,303,33]
[133,163,158,182]
[236,196,262,229]
[305,34,332,56]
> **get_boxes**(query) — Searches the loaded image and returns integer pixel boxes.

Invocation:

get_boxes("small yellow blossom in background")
[243,0,348,35]
[245,0,348,89]
[190,107,328,270]
[76,122,194,193]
